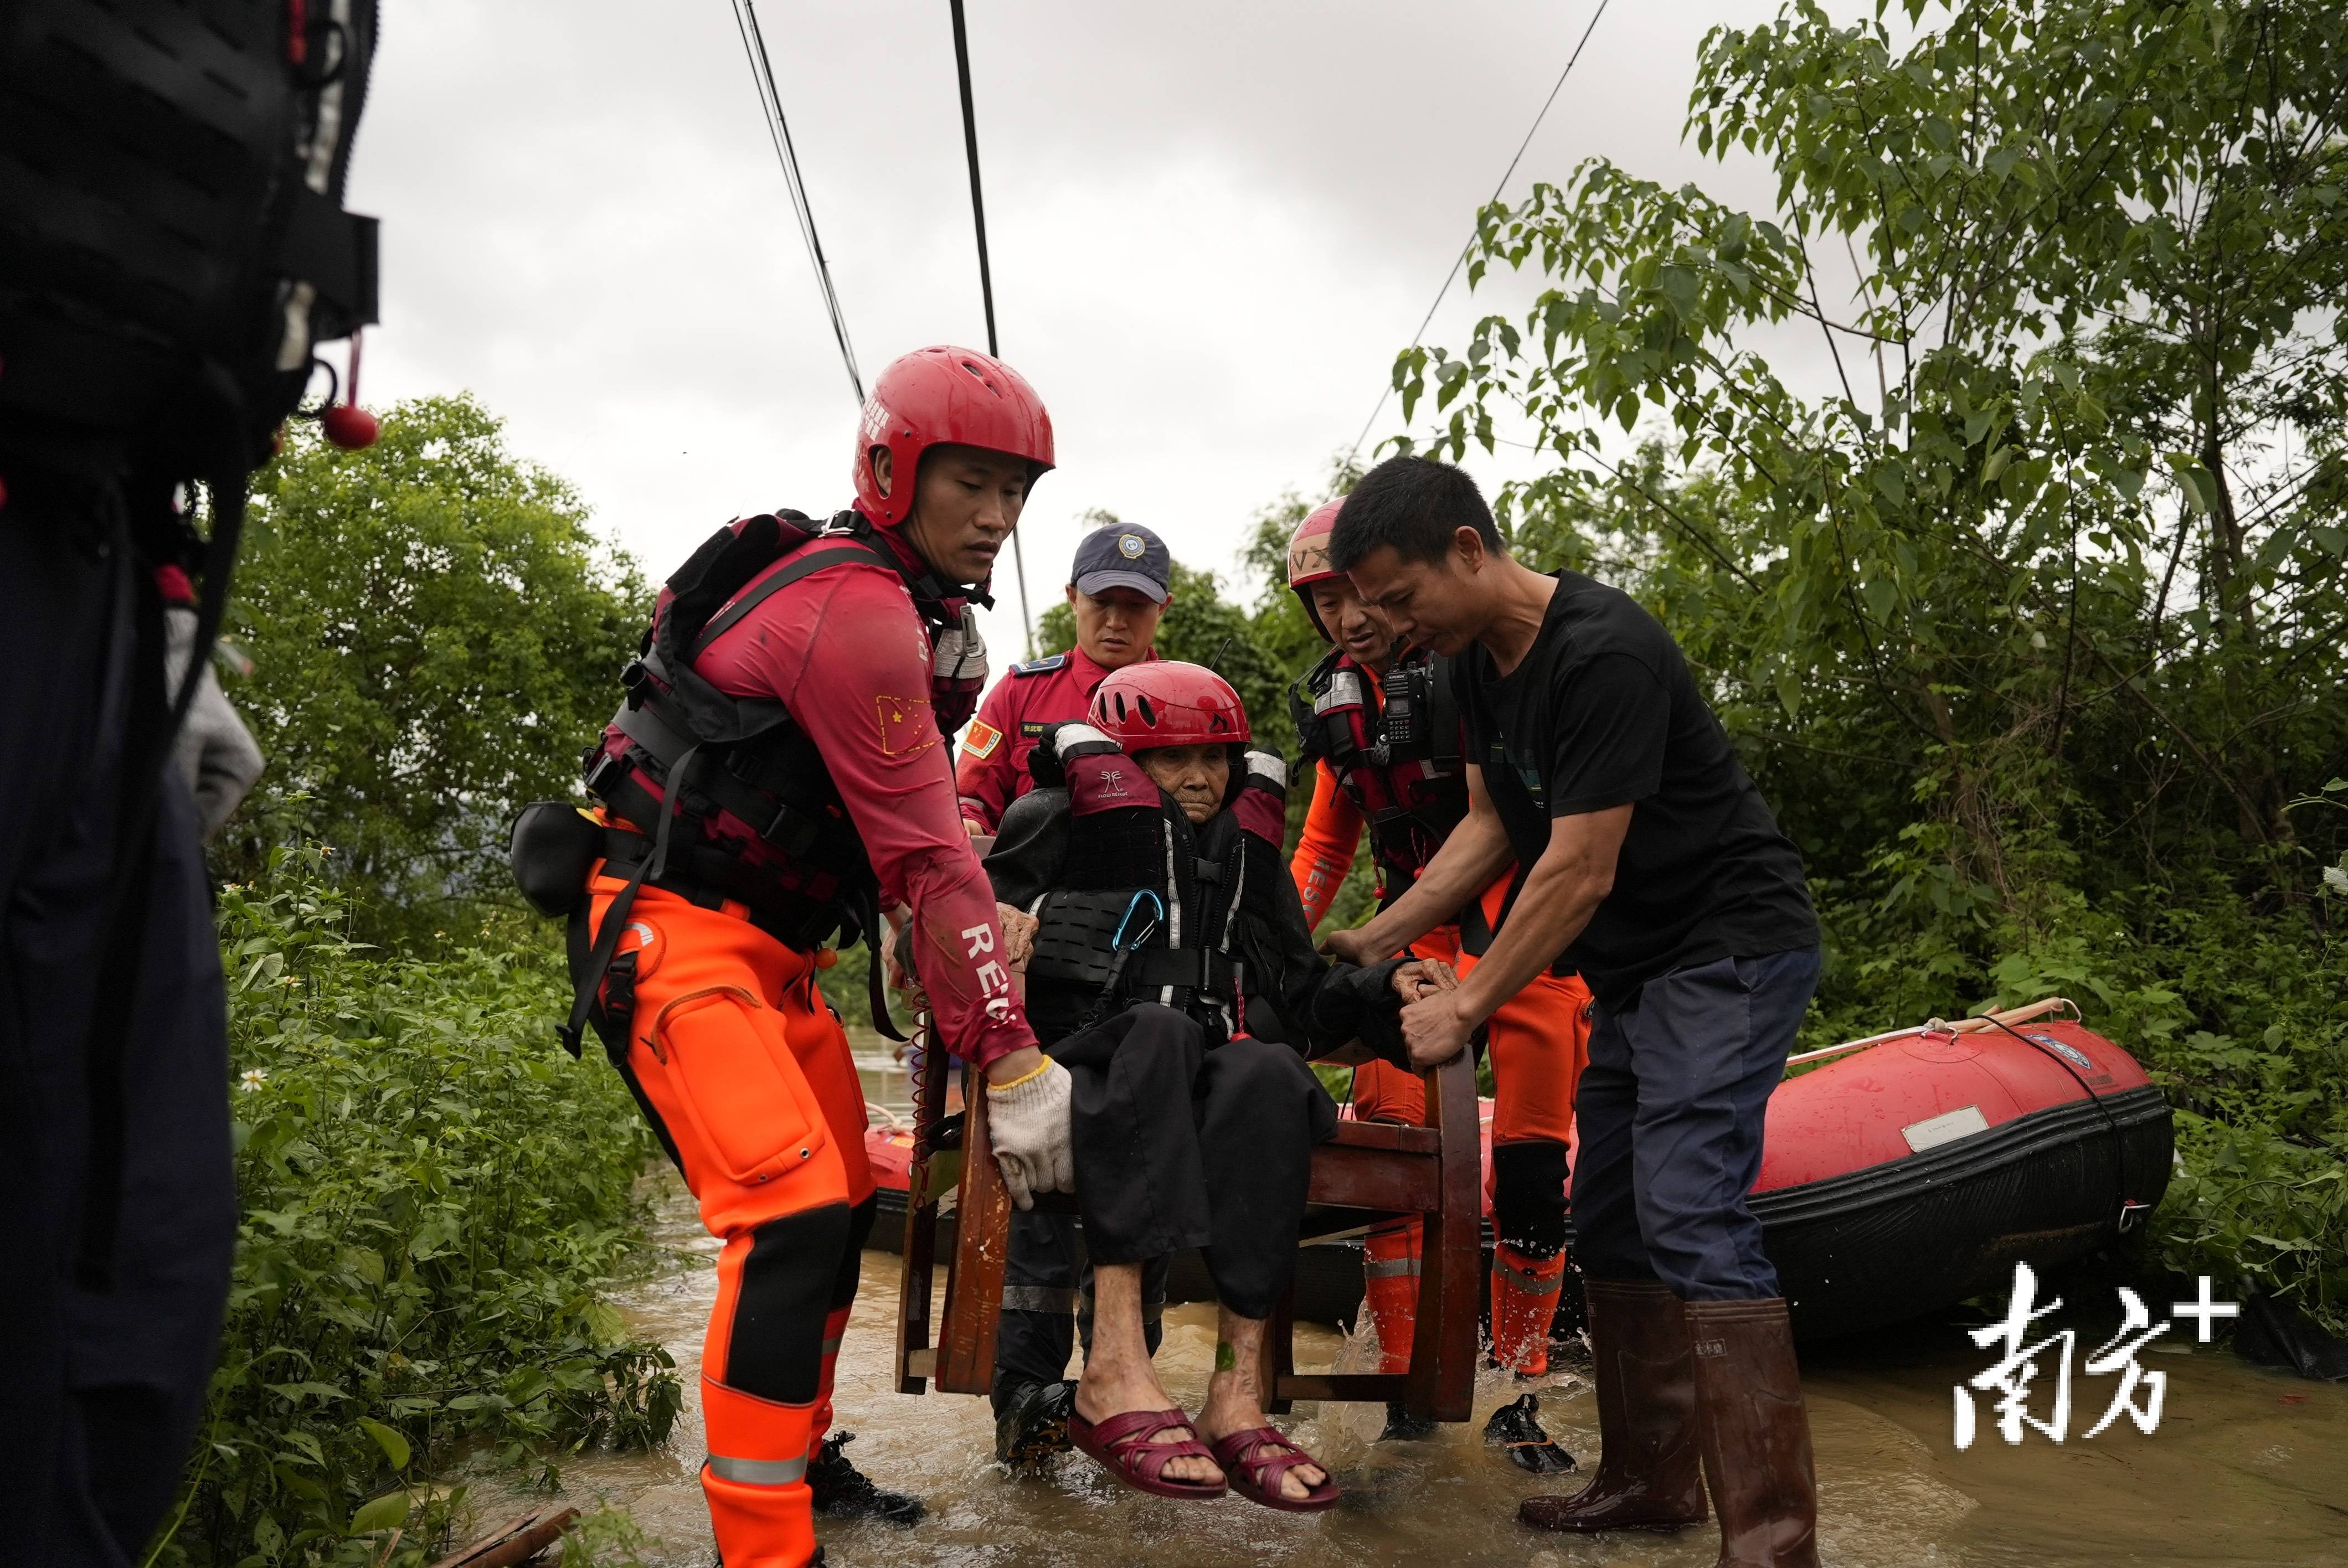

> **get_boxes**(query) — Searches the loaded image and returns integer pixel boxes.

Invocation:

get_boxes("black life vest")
[1290,647,1469,904]
[580,508,985,953]
[1021,748,1291,1047]
[1,1,381,467]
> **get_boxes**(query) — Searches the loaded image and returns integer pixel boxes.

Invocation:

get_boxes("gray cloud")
[349,1,1862,663]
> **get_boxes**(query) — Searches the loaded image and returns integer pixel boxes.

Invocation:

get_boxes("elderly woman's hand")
[996,902,1039,972]
[1391,958,1459,1004]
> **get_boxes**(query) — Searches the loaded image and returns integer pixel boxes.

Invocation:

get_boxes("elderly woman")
[969,661,1434,1510]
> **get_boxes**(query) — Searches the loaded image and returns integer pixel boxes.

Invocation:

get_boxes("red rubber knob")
[321,404,379,451]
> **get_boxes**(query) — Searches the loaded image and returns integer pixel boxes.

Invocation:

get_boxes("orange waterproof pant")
[588,873,872,1568]
[1350,881,1591,1375]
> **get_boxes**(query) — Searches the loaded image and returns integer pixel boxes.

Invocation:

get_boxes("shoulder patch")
[1011,652,1069,675]
[963,718,1004,760]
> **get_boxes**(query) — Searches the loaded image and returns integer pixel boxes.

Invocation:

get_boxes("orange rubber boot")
[1492,1244,1568,1375]
[700,1375,820,1567]
[1361,1216,1423,1375]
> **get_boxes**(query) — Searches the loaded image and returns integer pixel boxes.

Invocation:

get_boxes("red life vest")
[1290,646,1470,904]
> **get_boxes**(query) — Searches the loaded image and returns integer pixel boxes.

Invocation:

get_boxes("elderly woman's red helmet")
[852,346,1055,527]
[1089,661,1250,750]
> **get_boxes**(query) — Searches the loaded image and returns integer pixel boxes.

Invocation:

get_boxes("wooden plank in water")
[425,1507,579,1568]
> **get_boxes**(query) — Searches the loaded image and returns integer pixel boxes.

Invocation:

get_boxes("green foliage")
[158,848,679,1567]
[224,396,649,946]
[1387,0,2348,1330]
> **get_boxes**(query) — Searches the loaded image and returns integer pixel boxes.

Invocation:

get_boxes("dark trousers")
[1571,950,1820,1301]
[991,1211,1171,1413]
[1058,1004,1336,1322]
[2,479,237,1564]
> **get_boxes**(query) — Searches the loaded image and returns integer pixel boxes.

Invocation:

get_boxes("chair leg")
[1412,1051,1481,1423]
[938,1062,1011,1396]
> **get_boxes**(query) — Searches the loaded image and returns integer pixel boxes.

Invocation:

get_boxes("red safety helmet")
[853,346,1056,527]
[1089,661,1251,751]
[1285,499,1345,639]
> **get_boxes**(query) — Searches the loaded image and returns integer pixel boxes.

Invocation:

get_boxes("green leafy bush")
[154,848,679,1567]
[1381,0,2348,1339]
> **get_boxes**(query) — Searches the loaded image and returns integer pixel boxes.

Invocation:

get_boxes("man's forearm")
[1357,807,1512,956]
[1451,855,1607,1029]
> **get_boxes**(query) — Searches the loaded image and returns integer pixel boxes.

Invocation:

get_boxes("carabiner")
[1111,889,1165,952]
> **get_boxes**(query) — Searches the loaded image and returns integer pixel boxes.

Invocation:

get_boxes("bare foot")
[1196,1370,1327,1501]
[1074,1356,1224,1488]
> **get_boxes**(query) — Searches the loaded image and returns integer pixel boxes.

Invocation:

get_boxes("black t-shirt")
[1459,570,1817,1009]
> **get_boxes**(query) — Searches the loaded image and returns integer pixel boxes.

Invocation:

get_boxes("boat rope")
[1976,1011,2141,1232]
[730,0,864,403]
[946,0,1036,658]
[1784,996,2076,1068]
[1344,0,1614,468]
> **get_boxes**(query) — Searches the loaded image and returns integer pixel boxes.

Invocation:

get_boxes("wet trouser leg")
[582,880,873,1568]
[1057,1007,1336,1322]
[1568,951,1820,1298]
[992,1211,1173,1417]
[3,473,237,1565]
[992,1209,1082,1414]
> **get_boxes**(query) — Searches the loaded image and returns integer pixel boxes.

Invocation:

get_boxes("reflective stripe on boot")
[701,1374,820,1567]
[1361,1218,1422,1376]
[1687,1297,1819,1568]
[1490,1244,1566,1376]
[1518,1279,1707,1534]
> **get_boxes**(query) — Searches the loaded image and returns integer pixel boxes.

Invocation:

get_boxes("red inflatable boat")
[865,1003,2174,1341]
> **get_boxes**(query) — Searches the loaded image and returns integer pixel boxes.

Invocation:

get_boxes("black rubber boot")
[1379,1399,1438,1441]
[994,1378,1078,1466]
[1485,1391,1577,1473]
[807,1430,925,1526]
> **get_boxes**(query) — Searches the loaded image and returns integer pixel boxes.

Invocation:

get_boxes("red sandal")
[1068,1406,1226,1499]
[1209,1426,1341,1513]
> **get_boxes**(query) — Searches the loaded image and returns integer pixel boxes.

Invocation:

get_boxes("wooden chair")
[895,1034,1482,1424]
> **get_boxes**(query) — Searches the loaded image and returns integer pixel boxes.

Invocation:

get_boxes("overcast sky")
[348,1,1868,668]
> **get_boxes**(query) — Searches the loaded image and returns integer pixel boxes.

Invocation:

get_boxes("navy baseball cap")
[1070,522,1171,603]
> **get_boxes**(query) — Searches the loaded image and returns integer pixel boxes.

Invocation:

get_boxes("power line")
[948,0,1034,658]
[732,0,864,403]
[1345,0,1612,466]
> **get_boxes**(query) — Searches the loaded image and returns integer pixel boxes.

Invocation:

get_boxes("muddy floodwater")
[482,1059,2348,1567]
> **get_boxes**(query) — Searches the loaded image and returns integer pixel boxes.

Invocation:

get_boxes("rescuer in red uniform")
[954,520,1171,834]
[1284,501,1591,1462]
[558,347,1075,1568]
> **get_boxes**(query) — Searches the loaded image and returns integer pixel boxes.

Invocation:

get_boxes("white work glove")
[163,605,265,841]
[987,1056,1074,1211]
